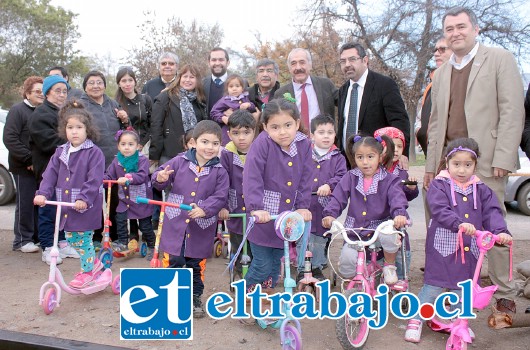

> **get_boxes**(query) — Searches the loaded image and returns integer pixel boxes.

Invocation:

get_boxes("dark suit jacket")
[337,70,410,156]
[247,81,280,111]
[273,76,338,118]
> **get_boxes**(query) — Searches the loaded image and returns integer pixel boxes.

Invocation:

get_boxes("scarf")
[179,88,198,133]
[117,150,139,173]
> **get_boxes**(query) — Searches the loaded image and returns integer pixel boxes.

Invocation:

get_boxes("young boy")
[297,115,347,282]
[153,120,229,318]
[219,110,256,278]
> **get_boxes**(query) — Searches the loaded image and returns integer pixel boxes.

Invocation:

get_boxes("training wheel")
[282,324,302,350]
[213,241,222,258]
[42,287,57,315]
[112,275,120,295]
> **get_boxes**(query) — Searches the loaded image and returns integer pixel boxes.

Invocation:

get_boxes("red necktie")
[300,83,309,129]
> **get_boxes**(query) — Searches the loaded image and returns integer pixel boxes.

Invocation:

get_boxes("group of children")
[32,93,512,339]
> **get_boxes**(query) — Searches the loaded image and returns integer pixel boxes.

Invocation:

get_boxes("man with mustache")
[247,58,280,112]
[274,48,338,131]
[336,42,410,156]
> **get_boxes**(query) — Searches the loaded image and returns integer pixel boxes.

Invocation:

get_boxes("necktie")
[300,83,309,129]
[214,78,222,86]
[346,83,359,139]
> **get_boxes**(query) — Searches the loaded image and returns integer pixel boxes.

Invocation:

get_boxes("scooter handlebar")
[43,200,76,207]
[136,197,193,211]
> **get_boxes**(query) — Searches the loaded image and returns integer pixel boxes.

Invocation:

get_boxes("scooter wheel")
[140,242,148,257]
[447,333,467,350]
[99,249,113,269]
[112,275,120,295]
[282,324,302,350]
[43,288,57,315]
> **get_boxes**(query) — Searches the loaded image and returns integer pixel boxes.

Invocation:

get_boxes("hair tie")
[282,92,296,103]
[446,146,478,159]
[114,129,124,141]
[353,135,362,143]
[375,136,383,143]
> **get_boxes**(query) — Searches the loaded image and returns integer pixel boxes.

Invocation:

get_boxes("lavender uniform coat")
[310,147,347,236]
[36,140,104,232]
[220,147,246,236]
[322,167,408,240]
[424,175,509,290]
[243,131,313,249]
[152,153,229,259]
[210,93,257,145]
[105,154,153,219]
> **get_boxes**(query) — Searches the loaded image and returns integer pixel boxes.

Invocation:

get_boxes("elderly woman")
[29,75,79,264]
[3,76,44,253]
[150,64,207,164]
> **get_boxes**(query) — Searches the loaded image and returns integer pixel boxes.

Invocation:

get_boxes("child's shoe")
[59,241,80,259]
[112,241,128,252]
[312,268,326,281]
[42,247,63,265]
[68,259,103,289]
[193,295,205,318]
[404,319,422,343]
[383,264,398,285]
[145,247,154,261]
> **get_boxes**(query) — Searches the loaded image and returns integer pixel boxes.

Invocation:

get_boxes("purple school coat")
[220,146,246,235]
[424,174,509,290]
[105,154,153,219]
[243,131,312,249]
[391,165,419,201]
[322,167,408,240]
[36,140,104,232]
[310,146,347,236]
[210,93,257,145]
[152,153,229,259]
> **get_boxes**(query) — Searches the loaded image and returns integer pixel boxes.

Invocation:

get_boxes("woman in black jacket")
[150,64,207,164]
[3,76,44,253]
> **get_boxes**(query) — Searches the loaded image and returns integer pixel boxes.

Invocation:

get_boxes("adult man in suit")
[142,52,179,100]
[247,58,280,111]
[424,7,524,319]
[337,42,410,156]
[202,47,231,115]
[273,48,337,131]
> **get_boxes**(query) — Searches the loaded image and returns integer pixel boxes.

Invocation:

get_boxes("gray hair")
[287,48,312,65]
[158,52,179,68]
[443,7,478,28]
[256,58,279,75]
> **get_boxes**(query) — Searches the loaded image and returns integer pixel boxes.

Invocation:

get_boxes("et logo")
[120,268,193,340]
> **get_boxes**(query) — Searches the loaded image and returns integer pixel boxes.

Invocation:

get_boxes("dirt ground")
[1,227,530,350]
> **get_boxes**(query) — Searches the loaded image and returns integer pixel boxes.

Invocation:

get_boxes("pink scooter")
[428,229,512,350]
[38,200,119,315]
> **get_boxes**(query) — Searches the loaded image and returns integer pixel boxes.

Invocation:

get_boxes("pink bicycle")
[325,219,408,349]
[39,201,119,315]
[428,229,512,350]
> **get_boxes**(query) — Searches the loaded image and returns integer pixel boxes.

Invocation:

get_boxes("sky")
[49,0,305,68]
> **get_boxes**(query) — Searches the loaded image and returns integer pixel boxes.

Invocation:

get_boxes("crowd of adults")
[3,6,529,318]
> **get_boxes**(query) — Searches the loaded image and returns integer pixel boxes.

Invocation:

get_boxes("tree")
[0,0,81,107]
[127,12,224,89]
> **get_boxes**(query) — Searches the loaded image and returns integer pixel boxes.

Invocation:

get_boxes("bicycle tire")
[336,283,370,349]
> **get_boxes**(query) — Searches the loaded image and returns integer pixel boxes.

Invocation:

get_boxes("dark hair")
[115,67,137,114]
[443,7,478,27]
[167,64,206,103]
[437,137,480,174]
[58,99,99,141]
[182,128,194,151]
[262,98,307,134]
[310,114,336,134]
[116,127,139,144]
[339,42,367,57]
[224,74,245,94]
[256,58,279,75]
[345,134,394,170]
[208,47,229,61]
[192,120,222,142]
[227,109,257,130]
[49,66,68,79]
[82,70,106,91]
[22,76,44,99]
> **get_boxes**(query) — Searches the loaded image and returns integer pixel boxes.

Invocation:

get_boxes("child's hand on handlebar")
[406,176,418,190]
[74,200,87,211]
[316,184,331,196]
[218,208,229,220]
[251,210,270,223]
[322,216,335,229]
[117,176,129,186]
[393,215,407,229]
[188,203,205,219]
[156,165,174,183]
[34,195,47,207]
[295,208,312,222]
[459,223,476,236]
[496,233,512,245]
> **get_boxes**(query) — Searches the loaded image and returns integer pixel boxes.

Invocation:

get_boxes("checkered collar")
[351,166,388,196]
[59,139,95,166]
[273,131,307,157]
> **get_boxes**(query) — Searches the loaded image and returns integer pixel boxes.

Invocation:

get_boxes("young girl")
[152,120,229,318]
[374,126,418,280]
[243,98,313,294]
[181,128,194,151]
[210,74,258,145]
[404,138,512,343]
[322,135,408,285]
[104,128,156,260]
[34,100,105,289]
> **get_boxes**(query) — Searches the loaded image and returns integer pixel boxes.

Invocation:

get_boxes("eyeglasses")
[257,68,275,74]
[339,56,365,65]
[87,80,104,86]
[30,89,43,94]
[433,46,449,54]
[52,88,68,95]
[160,61,176,66]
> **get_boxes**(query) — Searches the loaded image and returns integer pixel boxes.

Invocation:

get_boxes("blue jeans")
[115,212,156,247]
[413,284,462,321]
[296,233,328,271]
[244,242,283,288]
[37,192,65,249]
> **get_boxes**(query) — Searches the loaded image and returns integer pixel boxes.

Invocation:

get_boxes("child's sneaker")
[19,242,40,253]
[68,259,104,289]
[383,264,398,285]
[312,268,326,281]
[145,247,154,261]
[193,295,205,318]
[404,319,422,343]
[59,241,80,259]
[112,241,128,252]
[42,247,63,265]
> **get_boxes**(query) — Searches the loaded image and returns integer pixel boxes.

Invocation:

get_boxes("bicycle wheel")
[446,334,467,350]
[282,324,302,350]
[336,284,369,349]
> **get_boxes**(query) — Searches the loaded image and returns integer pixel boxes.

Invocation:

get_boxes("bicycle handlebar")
[324,219,400,247]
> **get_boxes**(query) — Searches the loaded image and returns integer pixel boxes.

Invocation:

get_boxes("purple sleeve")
[36,150,61,198]
[200,168,229,217]
[127,156,150,185]
[77,148,105,206]
[480,185,510,235]
[104,159,117,181]
[387,175,409,218]
[244,97,257,112]
[210,98,229,123]
[328,154,347,190]
[294,139,313,210]
[322,171,352,218]
[243,137,267,212]
[427,179,463,231]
